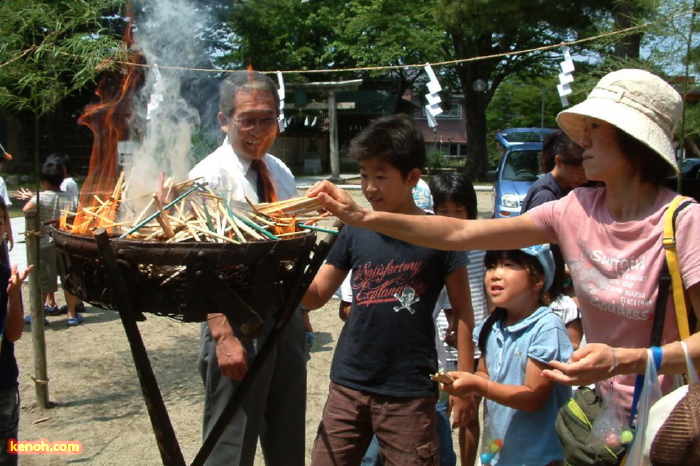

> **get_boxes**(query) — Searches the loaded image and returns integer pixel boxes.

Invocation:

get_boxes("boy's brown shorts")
[311,382,439,465]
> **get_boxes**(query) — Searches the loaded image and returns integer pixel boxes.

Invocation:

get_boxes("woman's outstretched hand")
[542,343,617,386]
[306,180,367,226]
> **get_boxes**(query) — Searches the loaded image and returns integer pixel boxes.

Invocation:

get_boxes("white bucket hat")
[556,69,683,177]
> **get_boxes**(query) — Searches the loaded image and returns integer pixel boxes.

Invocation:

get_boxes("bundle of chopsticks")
[60,175,334,243]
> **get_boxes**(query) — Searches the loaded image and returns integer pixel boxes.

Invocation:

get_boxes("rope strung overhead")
[3,9,688,76]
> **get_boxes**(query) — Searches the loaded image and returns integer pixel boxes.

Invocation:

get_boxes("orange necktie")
[251,160,295,235]
[251,159,277,203]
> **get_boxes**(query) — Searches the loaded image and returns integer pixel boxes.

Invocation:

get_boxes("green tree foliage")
[337,0,450,94]
[435,0,615,178]
[219,0,451,94]
[0,0,128,116]
[649,1,700,158]
[219,0,348,81]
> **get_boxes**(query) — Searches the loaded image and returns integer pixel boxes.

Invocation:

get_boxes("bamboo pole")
[24,211,49,408]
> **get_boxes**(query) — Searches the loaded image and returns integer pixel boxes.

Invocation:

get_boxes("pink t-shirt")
[529,187,700,411]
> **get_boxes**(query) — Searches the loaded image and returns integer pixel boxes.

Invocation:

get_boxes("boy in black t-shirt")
[303,115,475,465]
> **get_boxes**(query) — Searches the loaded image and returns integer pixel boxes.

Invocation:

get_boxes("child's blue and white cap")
[520,244,555,292]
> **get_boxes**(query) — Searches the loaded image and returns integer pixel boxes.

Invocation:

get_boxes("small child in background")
[47,152,79,203]
[0,148,14,266]
[49,153,84,315]
[441,245,573,466]
[412,177,434,213]
[17,153,85,317]
[22,159,82,326]
[0,145,13,209]
[429,172,488,466]
[0,199,12,269]
[303,114,474,465]
[0,196,33,465]
[17,152,80,204]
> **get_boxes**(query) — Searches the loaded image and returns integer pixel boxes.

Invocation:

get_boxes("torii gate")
[285,79,363,182]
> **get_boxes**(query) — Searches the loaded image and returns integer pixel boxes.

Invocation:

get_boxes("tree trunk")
[46,104,66,153]
[451,30,498,181]
[463,91,489,181]
[455,56,493,181]
[613,1,642,59]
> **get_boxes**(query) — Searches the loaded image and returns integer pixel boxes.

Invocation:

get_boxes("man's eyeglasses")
[231,116,278,130]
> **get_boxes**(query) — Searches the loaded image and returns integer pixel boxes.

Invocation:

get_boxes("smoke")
[120,0,219,219]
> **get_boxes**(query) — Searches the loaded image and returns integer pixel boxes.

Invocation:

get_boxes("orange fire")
[66,13,143,236]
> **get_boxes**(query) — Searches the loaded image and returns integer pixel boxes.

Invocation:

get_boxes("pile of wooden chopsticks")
[60,175,332,243]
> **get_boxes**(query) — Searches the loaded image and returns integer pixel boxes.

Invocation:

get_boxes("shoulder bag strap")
[650,261,671,346]
[631,196,694,425]
[663,196,694,340]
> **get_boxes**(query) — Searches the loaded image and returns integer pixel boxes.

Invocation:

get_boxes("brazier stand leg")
[94,230,187,466]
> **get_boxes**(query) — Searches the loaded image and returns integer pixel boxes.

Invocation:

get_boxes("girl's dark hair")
[429,172,478,219]
[477,249,562,355]
[349,114,425,179]
[540,129,584,173]
[615,128,674,184]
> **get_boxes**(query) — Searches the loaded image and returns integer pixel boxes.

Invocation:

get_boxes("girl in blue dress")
[442,245,573,466]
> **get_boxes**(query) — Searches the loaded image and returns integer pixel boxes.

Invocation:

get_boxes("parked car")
[665,157,700,202]
[488,128,556,218]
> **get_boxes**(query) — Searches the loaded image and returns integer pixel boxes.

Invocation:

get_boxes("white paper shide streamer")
[557,46,575,107]
[424,64,443,128]
[277,71,286,132]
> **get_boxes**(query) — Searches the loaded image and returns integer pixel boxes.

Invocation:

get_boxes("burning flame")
[66,13,143,236]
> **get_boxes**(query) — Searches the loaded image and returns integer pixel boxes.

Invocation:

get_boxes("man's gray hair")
[219,71,280,118]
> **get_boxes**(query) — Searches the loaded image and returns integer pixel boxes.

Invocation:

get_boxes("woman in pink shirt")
[307,69,700,417]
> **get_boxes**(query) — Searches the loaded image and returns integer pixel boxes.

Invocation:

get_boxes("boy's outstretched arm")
[302,263,348,310]
[5,264,32,342]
